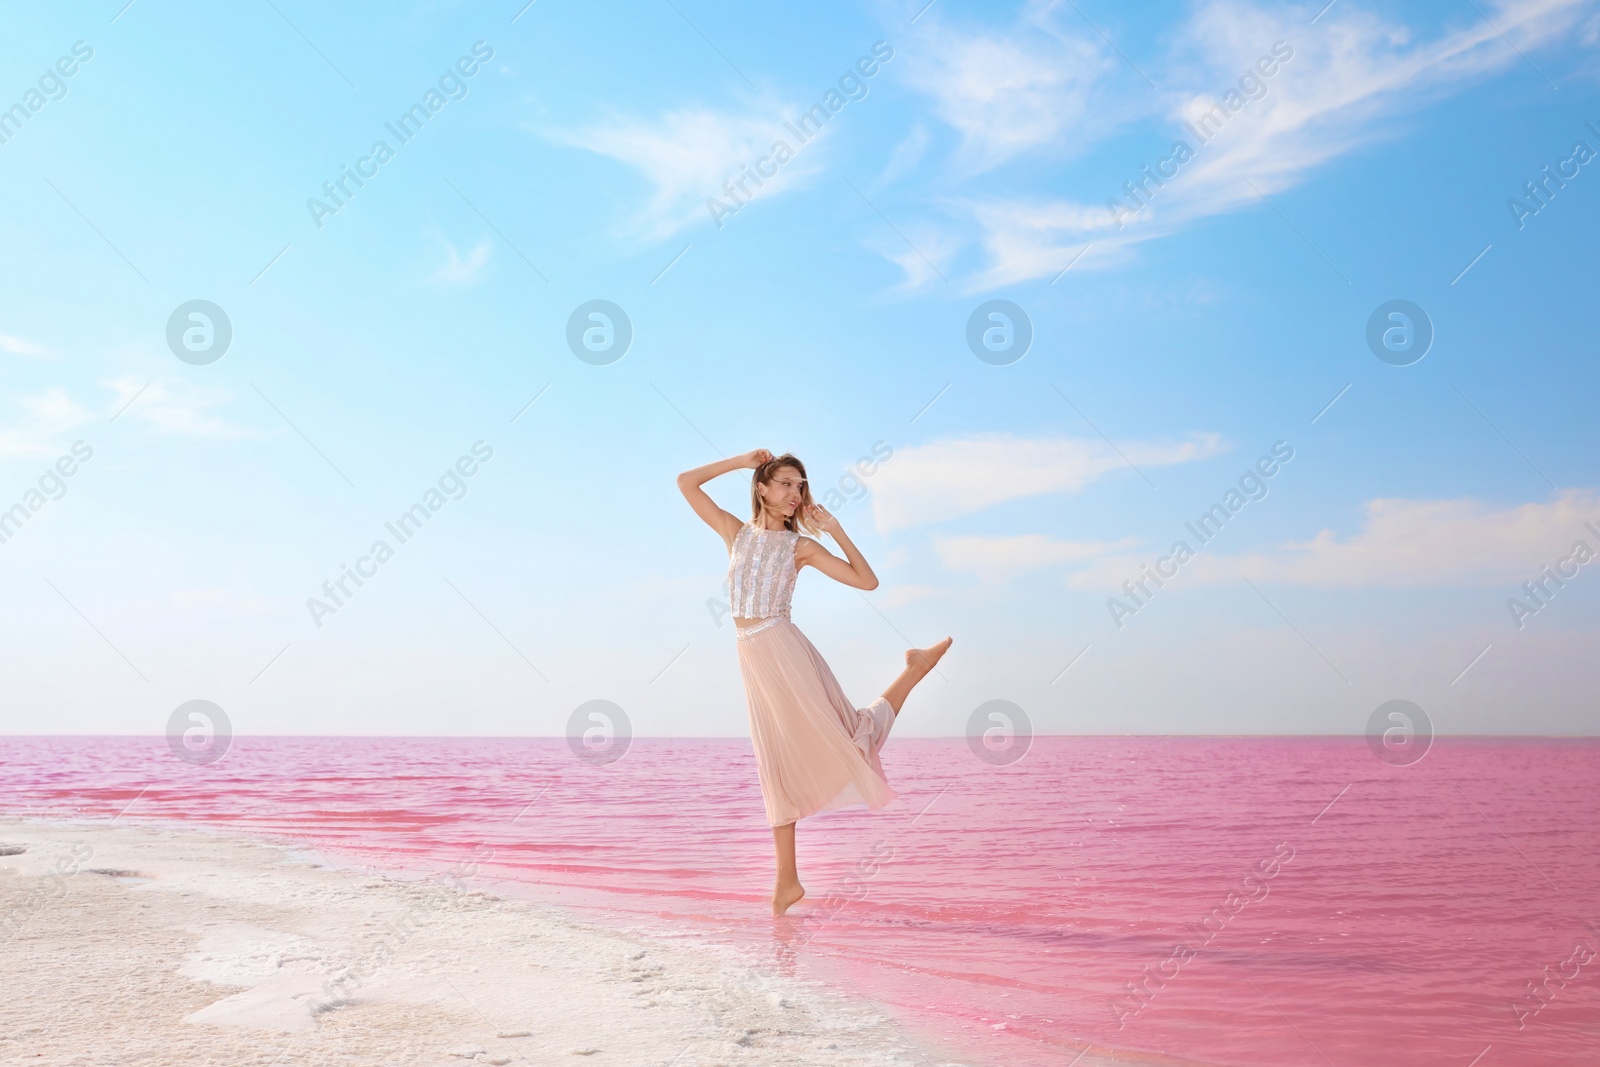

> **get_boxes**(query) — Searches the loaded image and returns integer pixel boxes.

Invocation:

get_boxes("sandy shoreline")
[0,816,993,1067]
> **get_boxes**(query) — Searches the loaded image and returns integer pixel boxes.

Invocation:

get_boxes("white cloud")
[0,334,47,358]
[868,223,957,292]
[892,0,1597,290]
[0,388,94,457]
[1184,489,1600,588]
[427,238,493,286]
[872,124,931,190]
[899,13,1115,171]
[975,490,1600,588]
[962,198,1142,291]
[1151,0,1590,226]
[937,533,1142,576]
[870,431,1227,531]
[104,377,254,438]
[550,97,828,241]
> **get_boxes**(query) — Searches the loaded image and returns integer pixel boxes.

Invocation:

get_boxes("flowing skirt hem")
[736,619,897,827]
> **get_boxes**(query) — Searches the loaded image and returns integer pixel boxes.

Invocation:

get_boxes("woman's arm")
[795,504,878,590]
[677,449,769,547]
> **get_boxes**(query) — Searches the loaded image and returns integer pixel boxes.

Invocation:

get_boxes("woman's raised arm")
[677,449,769,546]
[795,504,878,590]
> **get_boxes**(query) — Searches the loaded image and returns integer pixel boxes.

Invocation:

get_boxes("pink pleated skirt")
[735,616,897,827]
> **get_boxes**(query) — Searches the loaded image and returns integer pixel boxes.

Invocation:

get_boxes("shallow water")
[4,734,1597,1066]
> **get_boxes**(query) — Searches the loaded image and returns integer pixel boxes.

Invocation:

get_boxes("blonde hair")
[750,454,821,535]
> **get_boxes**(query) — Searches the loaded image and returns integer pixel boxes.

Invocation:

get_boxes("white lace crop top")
[728,522,800,620]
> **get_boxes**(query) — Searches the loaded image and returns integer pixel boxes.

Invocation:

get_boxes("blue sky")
[0,0,1596,739]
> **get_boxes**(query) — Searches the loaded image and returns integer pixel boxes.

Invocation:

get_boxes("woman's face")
[759,465,806,518]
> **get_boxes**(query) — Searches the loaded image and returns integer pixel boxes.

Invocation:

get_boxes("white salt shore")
[0,816,990,1067]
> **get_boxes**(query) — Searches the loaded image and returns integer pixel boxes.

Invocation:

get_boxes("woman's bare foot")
[773,881,806,916]
[882,637,954,718]
[906,636,953,674]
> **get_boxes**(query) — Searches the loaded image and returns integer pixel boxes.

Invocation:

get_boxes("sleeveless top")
[728,521,800,620]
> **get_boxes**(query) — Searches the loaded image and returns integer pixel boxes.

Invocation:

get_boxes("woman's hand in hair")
[742,448,774,469]
[803,503,840,535]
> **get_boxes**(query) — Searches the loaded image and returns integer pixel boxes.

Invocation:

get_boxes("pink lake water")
[3,735,1598,1066]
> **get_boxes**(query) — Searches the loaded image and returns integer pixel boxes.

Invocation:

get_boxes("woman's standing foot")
[773,881,806,916]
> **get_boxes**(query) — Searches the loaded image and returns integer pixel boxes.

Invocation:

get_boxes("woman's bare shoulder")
[793,535,826,558]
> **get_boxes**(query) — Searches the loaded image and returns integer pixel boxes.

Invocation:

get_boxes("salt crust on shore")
[0,817,980,1067]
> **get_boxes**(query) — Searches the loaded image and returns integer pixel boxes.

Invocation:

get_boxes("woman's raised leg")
[880,637,953,716]
[772,821,805,916]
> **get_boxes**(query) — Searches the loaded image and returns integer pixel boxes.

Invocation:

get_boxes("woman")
[677,448,952,916]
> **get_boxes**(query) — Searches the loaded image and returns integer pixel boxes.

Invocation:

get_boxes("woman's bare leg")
[880,637,953,716]
[772,822,805,916]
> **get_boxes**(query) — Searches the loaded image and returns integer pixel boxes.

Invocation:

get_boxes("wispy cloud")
[0,334,48,358]
[899,10,1115,172]
[0,388,94,457]
[937,533,1142,577]
[872,123,931,190]
[953,489,1600,588]
[549,96,827,241]
[870,431,1227,531]
[1149,0,1590,229]
[889,0,1596,291]
[427,238,493,286]
[1179,489,1600,588]
[868,222,958,292]
[104,377,254,438]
